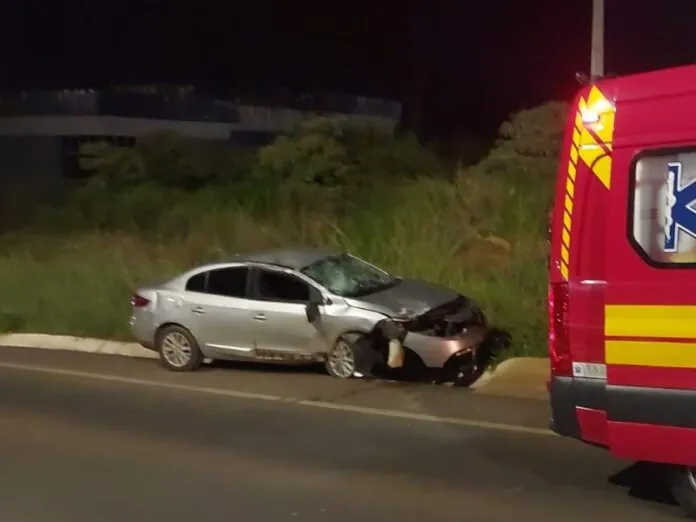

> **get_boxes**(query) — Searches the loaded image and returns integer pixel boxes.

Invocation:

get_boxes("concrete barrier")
[471,357,549,400]
[0,333,157,359]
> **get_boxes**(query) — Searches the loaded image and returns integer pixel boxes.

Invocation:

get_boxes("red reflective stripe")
[606,335,696,343]
[606,289,696,305]
[609,421,696,467]
[608,364,696,390]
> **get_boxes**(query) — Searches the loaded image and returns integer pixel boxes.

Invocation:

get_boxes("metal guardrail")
[236,92,402,120]
[0,88,402,122]
[0,90,239,123]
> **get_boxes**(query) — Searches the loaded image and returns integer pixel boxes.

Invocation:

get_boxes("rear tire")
[156,325,203,372]
[670,466,696,519]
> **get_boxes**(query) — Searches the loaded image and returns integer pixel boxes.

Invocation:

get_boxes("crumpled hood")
[344,278,459,318]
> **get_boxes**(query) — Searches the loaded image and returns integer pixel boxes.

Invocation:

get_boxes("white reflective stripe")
[572,362,607,380]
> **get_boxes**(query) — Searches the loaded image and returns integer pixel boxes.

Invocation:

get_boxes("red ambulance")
[548,63,696,518]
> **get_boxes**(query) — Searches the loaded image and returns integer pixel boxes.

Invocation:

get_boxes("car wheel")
[325,333,363,379]
[156,325,203,372]
[670,466,696,519]
[437,350,481,387]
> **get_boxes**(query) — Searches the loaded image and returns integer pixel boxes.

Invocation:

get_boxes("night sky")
[1,0,695,138]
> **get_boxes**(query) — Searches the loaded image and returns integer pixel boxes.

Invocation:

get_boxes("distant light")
[581,97,613,124]
[580,108,600,124]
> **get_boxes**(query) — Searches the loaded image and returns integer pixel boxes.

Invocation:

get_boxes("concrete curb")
[0,333,157,360]
[0,333,549,397]
[471,357,535,389]
[471,356,549,400]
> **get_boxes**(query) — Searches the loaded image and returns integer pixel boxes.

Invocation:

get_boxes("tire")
[156,325,203,372]
[436,351,479,387]
[325,333,364,379]
[670,466,696,519]
[451,363,484,387]
[386,347,426,382]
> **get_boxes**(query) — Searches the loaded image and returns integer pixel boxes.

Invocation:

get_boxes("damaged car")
[129,248,510,385]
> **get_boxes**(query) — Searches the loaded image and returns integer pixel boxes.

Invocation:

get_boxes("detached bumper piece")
[440,327,512,387]
[482,328,512,354]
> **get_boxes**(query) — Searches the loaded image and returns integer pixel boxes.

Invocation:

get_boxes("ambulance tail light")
[548,281,572,377]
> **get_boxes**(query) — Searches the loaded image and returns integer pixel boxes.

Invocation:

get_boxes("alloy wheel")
[161,331,192,368]
[328,339,356,378]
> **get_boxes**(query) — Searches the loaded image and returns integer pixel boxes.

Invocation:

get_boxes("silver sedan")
[129,248,509,384]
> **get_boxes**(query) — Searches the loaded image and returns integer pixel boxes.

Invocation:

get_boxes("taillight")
[130,294,150,308]
[548,281,572,377]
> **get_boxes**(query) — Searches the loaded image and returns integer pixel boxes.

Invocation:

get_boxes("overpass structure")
[0,86,401,186]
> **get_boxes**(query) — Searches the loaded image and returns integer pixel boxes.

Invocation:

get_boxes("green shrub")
[80,132,258,190]
[474,102,568,184]
[258,116,445,187]
[0,103,566,358]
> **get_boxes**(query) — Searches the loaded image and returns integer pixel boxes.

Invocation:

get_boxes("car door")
[182,265,256,358]
[247,267,322,358]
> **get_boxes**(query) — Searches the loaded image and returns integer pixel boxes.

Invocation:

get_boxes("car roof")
[230,247,340,270]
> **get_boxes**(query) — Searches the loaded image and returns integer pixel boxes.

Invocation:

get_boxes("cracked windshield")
[301,254,396,296]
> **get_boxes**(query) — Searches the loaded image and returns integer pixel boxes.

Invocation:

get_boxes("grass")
[0,168,550,358]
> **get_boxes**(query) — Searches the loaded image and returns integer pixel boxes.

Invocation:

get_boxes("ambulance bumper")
[549,374,607,442]
[548,376,582,439]
[551,373,696,463]
[550,373,696,431]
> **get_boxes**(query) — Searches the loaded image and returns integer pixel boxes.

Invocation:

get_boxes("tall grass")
[0,167,550,357]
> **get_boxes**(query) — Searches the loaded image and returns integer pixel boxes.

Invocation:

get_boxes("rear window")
[630,148,696,265]
[184,266,249,297]
[185,272,206,292]
[207,267,249,298]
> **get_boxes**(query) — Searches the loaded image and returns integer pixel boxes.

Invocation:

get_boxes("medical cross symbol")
[664,161,696,252]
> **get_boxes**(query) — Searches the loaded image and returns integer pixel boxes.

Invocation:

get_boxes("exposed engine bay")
[359,295,511,386]
[400,295,487,337]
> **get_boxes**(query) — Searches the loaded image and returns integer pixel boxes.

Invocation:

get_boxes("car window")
[256,269,310,303]
[206,267,249,298]
[185,272,206,293]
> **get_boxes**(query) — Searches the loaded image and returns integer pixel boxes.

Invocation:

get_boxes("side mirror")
[305,301,320,323]
[306,290,324,323]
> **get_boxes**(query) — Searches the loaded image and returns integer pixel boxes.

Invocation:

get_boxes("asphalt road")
[0,347,685,521]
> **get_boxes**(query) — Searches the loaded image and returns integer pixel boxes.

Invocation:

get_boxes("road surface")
[0,346,684,521]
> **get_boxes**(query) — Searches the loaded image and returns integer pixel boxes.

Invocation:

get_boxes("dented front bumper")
[405,325,505,368]
[369,301,511,384]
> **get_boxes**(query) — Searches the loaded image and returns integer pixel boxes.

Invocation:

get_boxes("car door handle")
[253,314,267,321]
[191,307,206,315]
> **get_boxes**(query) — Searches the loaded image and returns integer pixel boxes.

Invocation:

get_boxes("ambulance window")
[630,150,696,264]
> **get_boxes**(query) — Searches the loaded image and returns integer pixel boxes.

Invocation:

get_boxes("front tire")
[670,466,696,519]
[325,333,364,379]
[156,325,203,372]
